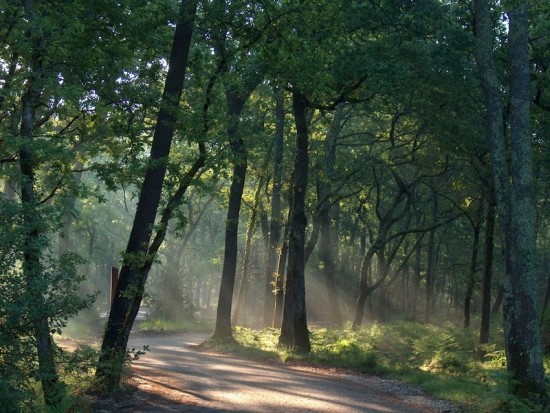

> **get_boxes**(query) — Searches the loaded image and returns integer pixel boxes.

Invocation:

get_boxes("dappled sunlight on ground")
[120,332,455,412]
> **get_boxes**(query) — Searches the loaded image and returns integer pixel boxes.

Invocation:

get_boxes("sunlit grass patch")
[233,326,281,352]
[421,371,503,411]
[200,327,280,361]
[224,320,550,413]
[309,327,379,372]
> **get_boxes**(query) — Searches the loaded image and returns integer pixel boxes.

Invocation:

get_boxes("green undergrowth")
[137,317,214,333]
[206,321,550,413]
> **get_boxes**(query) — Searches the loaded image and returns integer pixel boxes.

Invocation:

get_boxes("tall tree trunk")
[411,232,422,320]
[464,202,482,329]
[262,88,285,327]
[464,225,480,328]
[541,271,550,328]
[424,193,438,324]
[273,221,290,328]
[96,0,198,390]
[504,1,546,399]
[353,246,376,327]
[279,91,310,352]
[317,104,344,325]
[474,0,547,399]
[376,249,387,322]
[480,178,495,344]
[275,176,294,331]
[233,176,263,326]
[211,17,264,338]
[318,207,342,324]
[212,103,248,340]
[402,260,410,315]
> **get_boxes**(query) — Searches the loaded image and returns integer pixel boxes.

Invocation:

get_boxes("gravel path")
[92,332,459,412]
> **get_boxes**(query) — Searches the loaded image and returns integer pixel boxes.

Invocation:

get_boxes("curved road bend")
[93,332,456,412]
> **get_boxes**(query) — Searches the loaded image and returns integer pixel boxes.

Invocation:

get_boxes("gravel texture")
[91,332,461,413]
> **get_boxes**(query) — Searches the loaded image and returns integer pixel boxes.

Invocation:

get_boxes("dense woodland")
[1,0,550,411]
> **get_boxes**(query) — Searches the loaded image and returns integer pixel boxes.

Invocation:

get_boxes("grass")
[204,321,550,413]
[46,316,548,412]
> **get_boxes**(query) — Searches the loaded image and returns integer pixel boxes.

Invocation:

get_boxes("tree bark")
[424,193,438,324]
[504,1,546,399]
[464,201,482,329]
[279,91,310,352]
[474,0,547,399]
[211,8,265,337]
[273,219,290,328]
[480,178,495,344]
[96,0,198,390]
[262,88,285,327]
[352,166,420,327]
[212,101,248,340]
[317,104,344,325]
[353,246,376,327]
[233,175,264,326]
[411,223,422,320]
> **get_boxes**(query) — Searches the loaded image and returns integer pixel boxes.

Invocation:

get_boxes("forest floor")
[88,331,460,413]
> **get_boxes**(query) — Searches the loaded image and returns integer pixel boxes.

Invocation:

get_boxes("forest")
[1,0,550,411]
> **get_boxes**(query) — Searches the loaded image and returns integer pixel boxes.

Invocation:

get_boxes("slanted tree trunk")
[262,88,285,327]
[474,0,547,399]
[353,175,411,327]
[353,245,377,327]
[279,91,310,352]
[96,1,198,390]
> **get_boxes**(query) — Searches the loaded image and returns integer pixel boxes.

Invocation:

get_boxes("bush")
[0,199,96,410]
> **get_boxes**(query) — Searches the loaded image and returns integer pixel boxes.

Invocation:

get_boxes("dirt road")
[92,332,457,412]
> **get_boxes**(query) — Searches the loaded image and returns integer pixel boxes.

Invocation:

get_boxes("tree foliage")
[1,0,550,408]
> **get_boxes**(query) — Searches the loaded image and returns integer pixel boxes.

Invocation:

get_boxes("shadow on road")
[91,383,232,413]
[122,332,452,413]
